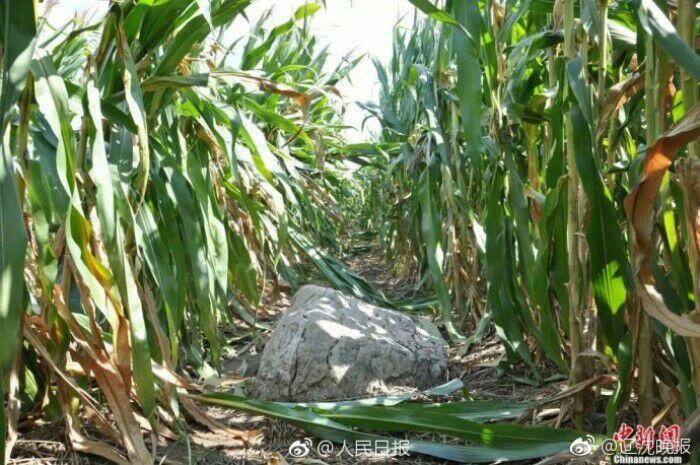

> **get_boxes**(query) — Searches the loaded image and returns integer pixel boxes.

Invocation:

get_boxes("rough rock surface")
[252,285,448,401]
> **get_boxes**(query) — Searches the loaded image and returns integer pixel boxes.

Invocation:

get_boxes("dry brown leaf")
[132,410,178,441]
[4,352,22,464]
[638,283,700,337]
[210,70,345,121]
[266,452,290,465]
[76,352,153,465]
[241,74,313,117]
[82,403,124,445]
[58,382,130,465]
[66,252,133,400]
[625,103,700,337]
[626,103,700,277]
[492,1,505,28]
[52,285,153,465]
[536,375,615,407]
[551,0,564,29]
[181,397,261,444]
[24,319,125,443]
[151,362,201,392]
[596,72,644,139]
[22,324,101,411]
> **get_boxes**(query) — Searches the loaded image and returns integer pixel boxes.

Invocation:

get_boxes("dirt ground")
[9,245,595,465]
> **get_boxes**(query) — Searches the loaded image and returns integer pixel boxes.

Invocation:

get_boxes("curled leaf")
[625,103,700,335]
[596,72,644,139]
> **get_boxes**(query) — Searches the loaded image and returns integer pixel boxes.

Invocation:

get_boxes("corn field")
[1,0,700,463]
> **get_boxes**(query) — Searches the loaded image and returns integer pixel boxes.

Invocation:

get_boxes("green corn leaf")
[483,170,539,373]
[399,399,531,422]
[115,17,151,200]
[505,152,566,372]
[321,404,586,447]
[153,0,251,77]
[0,1,35,461]
[164,165,221,367]
[32,52,118,325]
[136,0,193,55]
[453,0,483,161]
[636,0,700,80]
[605,332,632,433]
[242,3,322,70]
[289,229,390,307]
[31,53,77,197]
[192,392,595,462]
[86,76,155,418]
[405,0,462,28]
[134,203,185,361]
[0,0,36,125]
[567,57,628,350]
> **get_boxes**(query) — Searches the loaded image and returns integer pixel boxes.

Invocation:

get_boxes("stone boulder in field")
[252,285,448,401]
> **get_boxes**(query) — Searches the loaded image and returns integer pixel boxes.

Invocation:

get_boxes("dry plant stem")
[678,0,699,280]
[563,0,585,429]
[680,160,700,310]
[637,32,657,426]
[544,38,558,170]
[678,0,697,157]
[3,350,22,464]
[444,164,464,323]
[597,0,608,107]
[686,311,700,404]
[599,0,618,189]
[678,160,700,401]
[525,124,539,192]
[637,308,655,424]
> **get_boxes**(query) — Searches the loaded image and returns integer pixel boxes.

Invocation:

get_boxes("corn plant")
[0,1,377,462]
[363,0,700,444]
[4,0,700,463]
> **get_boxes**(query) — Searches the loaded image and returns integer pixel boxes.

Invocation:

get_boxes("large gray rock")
[252,285,448,401]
